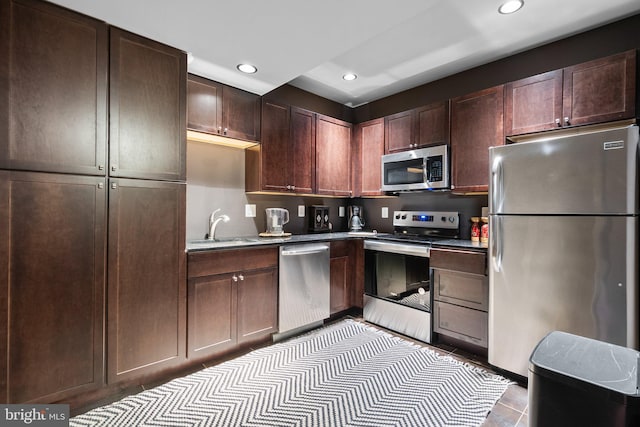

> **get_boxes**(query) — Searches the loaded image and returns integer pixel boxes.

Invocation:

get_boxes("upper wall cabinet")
[0,0,108,175]
[246,101,315,194]
[384,100,449,153]
[187,74,261,143]
[505,50,636,136]
[450,85,504,194]
[352,118,384,197]
[110,28,186,182]
[316,114,352,197]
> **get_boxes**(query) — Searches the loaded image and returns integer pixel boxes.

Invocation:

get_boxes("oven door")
[363,240,432,342]
[364,240,431,311]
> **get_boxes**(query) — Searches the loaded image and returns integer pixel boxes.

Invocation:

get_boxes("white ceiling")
[49,0,640,107]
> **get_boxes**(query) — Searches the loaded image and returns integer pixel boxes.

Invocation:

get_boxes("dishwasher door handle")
[280,245,330,256]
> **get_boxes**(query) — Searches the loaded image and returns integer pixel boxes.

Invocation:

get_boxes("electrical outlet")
[381,207,389,218]
[245,204,256,217]
[339,206,345,217]
[298,205,306,217]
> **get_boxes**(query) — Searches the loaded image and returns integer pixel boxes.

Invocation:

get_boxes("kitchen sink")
[187,236,280,249]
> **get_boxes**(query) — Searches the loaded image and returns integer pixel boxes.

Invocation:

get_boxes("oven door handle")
[364,240,430,258]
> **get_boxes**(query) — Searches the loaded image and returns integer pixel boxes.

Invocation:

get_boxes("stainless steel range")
[363,210,459,343]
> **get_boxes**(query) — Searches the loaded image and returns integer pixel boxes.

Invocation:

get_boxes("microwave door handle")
[423,158,431,187]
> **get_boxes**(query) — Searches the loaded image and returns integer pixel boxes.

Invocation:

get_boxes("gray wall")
[186,141,485,241]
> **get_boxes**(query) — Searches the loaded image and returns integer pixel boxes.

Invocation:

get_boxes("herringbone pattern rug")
[71,320,510,426]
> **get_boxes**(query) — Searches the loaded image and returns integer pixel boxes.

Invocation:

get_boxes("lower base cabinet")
[430,248,488,348]
[187,247,278,361]
[330,240,364,314]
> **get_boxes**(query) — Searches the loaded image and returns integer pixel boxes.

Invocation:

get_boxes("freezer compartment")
[489,215,638,377]
[490,124,639,215]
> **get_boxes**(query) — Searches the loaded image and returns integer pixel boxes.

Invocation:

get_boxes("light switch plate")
[339,206,345,217]
[245,204,256,217]
[381,207,389,218]
[298,205,306,217]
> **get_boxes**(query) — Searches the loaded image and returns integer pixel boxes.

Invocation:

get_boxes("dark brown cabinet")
[110,28,186,181]
[384,101,449,154]
[316,114,352,196]
[187,74,261,142]
[0,0,108,176]
[0,171,106,403]
[385,110,414,153]
[431,248,488,349]
[450,85,504,194]
[329,240,365,314]
[107,179,186,384]
[246,102,315,194]
[353,118,384,197]
[187,247,278,361]
[505,50,636,136]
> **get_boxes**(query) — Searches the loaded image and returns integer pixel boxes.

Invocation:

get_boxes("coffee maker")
[348,205,365,232]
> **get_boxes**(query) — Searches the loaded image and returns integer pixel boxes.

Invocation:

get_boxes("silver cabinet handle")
[238,274,244,281]
[98,182,104,189]
[232,275,238,282]
[98,165,104,171]
[564,117,570,125]
[291,185,295,191]
[111,165,117,172]
[218,126,222,134]
[555,118,561,126]
[111,182,117,190]
[223,127,228,135]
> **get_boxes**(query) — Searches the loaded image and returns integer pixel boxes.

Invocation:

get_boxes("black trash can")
[529,331,640,427]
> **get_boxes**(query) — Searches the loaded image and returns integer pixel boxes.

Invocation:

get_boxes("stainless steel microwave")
[381,145,449,192]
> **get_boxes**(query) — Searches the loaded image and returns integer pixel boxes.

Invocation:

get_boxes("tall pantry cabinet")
[0,0,186,403]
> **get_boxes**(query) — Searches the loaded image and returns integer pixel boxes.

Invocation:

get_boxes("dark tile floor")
[74,316,530,426]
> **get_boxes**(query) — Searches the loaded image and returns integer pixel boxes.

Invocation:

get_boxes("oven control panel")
[393,210,459,229]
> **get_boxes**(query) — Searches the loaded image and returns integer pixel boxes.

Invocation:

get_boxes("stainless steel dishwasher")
[275,242,330,341]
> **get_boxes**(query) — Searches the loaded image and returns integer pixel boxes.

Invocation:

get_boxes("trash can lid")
[529,331,639,396]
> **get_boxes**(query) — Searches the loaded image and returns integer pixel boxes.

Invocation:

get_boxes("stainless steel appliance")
[489,124,640,378]
[348,205,364,232]
[364,210,459,342]
[265,208,289,235]
[381,145,449,192]
[275,243,330,341]
[308,205,330,233]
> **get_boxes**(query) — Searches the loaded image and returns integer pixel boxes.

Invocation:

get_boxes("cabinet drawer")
[188,247,278,278]
[433,301,488,347]
[430,248,486,275]
[433,269,488,311]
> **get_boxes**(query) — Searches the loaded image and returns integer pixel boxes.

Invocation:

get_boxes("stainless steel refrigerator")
[488,124,639,378]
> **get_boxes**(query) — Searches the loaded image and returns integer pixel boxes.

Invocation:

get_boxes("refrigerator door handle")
[491,156,503,214]
[491,215,503,273]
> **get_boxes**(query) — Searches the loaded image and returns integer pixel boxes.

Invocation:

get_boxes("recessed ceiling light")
[343,73,357,81]
[498,0,524,14]
[237,63,257,74]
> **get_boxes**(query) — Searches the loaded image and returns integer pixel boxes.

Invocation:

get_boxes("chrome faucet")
[207,209,230,240]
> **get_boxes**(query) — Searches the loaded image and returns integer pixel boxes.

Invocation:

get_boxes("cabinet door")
[450,85,504,193]
[290,107,316,194]
[563,50,636,127]
[384,110,414,153]
[222,85,261,142]
[109,28,186,181]
[107,179,186,384]
[0,0,108,175]
[187,275,236,360]
[353,118,384,197]
[237,268,278,345]
[415,101,449,148]
[0,171,106,403]
[316,115,352,196]
[330,256,350,314]
[504,70,563,136]
[187,74,222,134]
[247,100,290,192]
